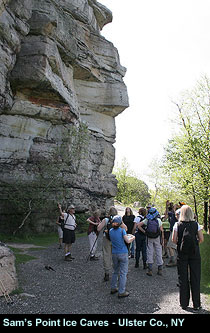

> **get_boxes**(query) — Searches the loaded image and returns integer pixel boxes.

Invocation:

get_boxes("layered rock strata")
[0,0,129,232]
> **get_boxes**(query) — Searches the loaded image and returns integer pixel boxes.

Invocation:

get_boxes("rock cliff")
[0,0,129,233]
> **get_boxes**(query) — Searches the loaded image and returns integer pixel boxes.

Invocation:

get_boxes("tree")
[113,158,151,206]
[163,75,210,231]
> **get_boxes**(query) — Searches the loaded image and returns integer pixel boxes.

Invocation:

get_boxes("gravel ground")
[0,233,209,315]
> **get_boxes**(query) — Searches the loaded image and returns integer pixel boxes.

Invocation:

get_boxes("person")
[138,207,164,276]
[133,207,147,269]
[87,210,101,261]
[56,214,64,249]
[175,201,186,220]
[109,215,135,298]
[165,202,178,267]
[97,207,127,282]
[122,207,135,258]
[172,205,204,311]
[58,203,77,261]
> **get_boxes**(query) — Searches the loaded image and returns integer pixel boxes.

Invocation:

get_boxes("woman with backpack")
[172,205,204,311]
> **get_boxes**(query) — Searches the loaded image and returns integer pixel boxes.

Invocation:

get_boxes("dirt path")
[0,232,209,315]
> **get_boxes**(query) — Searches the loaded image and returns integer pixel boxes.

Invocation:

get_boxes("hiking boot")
[157,266,163,276]
[104,273,109,282]
[166,260,176,267]
[64,255,72,261]
[110,289,118,294]
[118,291,129,298]
[146,269,152,276]
[135,262,139,268]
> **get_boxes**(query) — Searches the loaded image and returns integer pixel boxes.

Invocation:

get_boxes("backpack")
[105,216,114,240]
[60,214,69,231]
[146,218,160,238]
[178,221,198,255]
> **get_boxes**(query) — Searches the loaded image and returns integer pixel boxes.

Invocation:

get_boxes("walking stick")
[0,279,13,304]
[86,233,99,262]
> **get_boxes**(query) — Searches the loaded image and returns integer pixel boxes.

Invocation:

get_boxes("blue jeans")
[111,253,128,294]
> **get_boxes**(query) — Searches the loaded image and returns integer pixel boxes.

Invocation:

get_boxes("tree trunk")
[203,201,208,232]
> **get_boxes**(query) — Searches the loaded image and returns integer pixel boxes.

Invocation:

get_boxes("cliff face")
[0,0,129,233]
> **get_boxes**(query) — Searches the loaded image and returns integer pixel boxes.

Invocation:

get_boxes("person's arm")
[58,204,64,218]
[87,217,99,226]
[138,221,146,234]
[198,229,204,244]
[121,222,128,232]
[97,218,106,232]
[172,229,178,244]
[124,234,135,244]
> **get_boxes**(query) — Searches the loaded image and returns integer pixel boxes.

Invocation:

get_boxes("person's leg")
[177,256,190,309]
[118,253,129,295]
[189,256,201,309]
[111,254,119,291]
[135,233,140,267]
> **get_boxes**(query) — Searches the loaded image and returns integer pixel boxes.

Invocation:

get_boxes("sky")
[99,0,210,184]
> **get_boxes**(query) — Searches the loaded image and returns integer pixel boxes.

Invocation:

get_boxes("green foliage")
[200,233,210,301]
[162,75,210,228]
[113,158,151,206]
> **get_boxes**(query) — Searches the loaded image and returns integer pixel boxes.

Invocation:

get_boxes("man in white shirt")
[58,204,77,261]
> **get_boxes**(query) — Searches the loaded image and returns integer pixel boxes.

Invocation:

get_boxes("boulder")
[0,242,18,296]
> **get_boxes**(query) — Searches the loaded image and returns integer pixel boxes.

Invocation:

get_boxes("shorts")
[57,226,63,239]
[167,232,177,250]
[63,229,76,244]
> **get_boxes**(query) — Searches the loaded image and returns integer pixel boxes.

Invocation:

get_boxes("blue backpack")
[146,218,160,238]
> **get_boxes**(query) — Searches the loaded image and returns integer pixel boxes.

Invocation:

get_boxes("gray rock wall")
[0,0,129,233]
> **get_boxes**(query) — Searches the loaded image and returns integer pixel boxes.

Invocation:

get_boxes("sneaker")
[90,256,99,261]
[193,306,201,312]
[118,291,129,298]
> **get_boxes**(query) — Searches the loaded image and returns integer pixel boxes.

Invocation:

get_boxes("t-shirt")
[173,221,201,232]
[63,213,76,230]
[122,215,135,234]
[109,227,128,254]
[134,215,146,234]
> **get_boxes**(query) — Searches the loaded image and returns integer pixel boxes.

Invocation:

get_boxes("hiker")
[56,214,64,249]
[58,203,77,261]
[138,207,164,276]
[97,207,127,282]
[165,202,179,267]
[122,207,135,258]
[87,210,101,261]
[109,215,135,298]
[175,201,186,220]
[133,207,147,269]
[172,205,204,311]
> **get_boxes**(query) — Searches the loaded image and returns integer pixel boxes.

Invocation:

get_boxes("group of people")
[56,201,204,310]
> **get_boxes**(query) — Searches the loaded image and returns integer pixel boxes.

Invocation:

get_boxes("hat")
[146,204,152,209]
[147,207,159,220]
[112,215,122,224]
[68,205,75,210]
